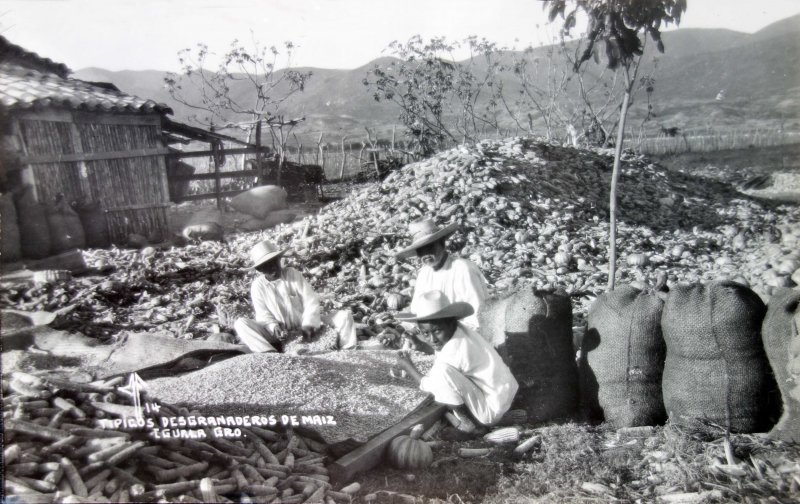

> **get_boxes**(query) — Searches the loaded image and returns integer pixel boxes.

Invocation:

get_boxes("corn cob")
[483,426,520,444]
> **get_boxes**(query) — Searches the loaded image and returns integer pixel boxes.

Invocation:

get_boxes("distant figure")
[715,89,726,101]
[567,124,580,147]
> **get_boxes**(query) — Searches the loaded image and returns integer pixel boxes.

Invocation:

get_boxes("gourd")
[386,424,433,470]
[626,253,648,267]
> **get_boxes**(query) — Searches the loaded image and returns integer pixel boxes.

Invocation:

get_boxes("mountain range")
[75,14,800,145]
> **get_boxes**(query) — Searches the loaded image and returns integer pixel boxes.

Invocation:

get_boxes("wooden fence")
[167,145,270,207]
[631,128,798,156]
[167,127,800,204]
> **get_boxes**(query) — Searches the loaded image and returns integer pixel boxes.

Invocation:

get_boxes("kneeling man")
[395,290,518,431]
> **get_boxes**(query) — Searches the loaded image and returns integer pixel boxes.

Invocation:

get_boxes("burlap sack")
[662,281,776,432]
[495,287,578,423]
[477,293,513,347]
[763,288,800,442]
[230,185,288,219]
[582,285,667,427]
[47,196,86,254]
[75,201,110,249]
[15,185,51,259]
[1,193,22,262]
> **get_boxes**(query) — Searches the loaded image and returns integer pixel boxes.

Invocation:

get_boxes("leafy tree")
[363,36,504,157]
[544,0,686,290]
[164,37,312,183]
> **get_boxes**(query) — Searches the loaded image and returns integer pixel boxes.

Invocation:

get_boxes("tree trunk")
[607,87,632,291]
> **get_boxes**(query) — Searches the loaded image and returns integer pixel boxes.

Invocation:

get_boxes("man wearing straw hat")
[234,239,357,353]
[395,290,518,432]
[396,218,488,332]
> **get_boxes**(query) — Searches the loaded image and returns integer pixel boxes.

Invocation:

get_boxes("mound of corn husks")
[2,137,798,342]
[250,137,800,322]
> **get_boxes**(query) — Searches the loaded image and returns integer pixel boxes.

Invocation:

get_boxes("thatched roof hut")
[0,36,174,245]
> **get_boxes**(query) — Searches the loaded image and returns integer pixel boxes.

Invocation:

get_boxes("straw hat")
[249,240,287,269]
[395,219,459,259]
[395,290,474,322]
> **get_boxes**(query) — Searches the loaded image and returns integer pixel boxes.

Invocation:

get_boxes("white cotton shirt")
[419,323,518,424]
[251,267,321,333]
[410,256,488,330]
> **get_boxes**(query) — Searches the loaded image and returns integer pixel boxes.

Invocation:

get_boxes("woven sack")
[1,193,22,262]
[582,285,666,427]
[75,201,110,249]
[230,185,288,219]
[477,293,513,347]
[15,185,51,259]
[47,195,86,254]
[764,288,800,442]
[661,281,775,432]
[496,286,578,423]
[182,208,223,242]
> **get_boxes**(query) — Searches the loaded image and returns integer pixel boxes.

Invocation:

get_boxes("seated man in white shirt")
[395,291,519,432]
[234,239,357,353]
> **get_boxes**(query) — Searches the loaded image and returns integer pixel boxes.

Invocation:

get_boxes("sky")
[3,0,800,72]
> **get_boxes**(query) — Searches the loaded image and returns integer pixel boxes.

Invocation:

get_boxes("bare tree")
[164,36,312,179]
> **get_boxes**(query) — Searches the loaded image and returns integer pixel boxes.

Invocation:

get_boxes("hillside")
[74,15,800,143]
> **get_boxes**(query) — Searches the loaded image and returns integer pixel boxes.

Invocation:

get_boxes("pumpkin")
[626,253,648,267]
[386,424,433,470]
[553,251,572,268]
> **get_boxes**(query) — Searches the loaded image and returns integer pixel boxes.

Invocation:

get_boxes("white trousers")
[422,363,501,426]
[234,310,357,353]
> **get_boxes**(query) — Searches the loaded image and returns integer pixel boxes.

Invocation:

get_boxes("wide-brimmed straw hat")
[249,240,287,269]
[395,290,474,322]
[395,219,459,259]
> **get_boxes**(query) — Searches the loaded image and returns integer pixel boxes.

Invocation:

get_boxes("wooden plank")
[20,147,170,165]
[15,110,161,126]
[169,170,256,181]
[171,147,269,159]
[105,203,172,212]
[174,190,245,203]
[328,401,447,483]
[10,118,38,201]
[213,145,222,210]
[14,109,73,123]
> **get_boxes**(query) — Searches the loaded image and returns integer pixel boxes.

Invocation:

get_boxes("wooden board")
[328,400,447,483]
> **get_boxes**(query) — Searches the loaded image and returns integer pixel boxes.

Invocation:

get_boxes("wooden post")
[372,151,380,178]
[255,120,263,186]
[213,141,222,210]
[338,136,347,180]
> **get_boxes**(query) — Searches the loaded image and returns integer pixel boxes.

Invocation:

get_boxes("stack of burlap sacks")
[1,186,109,262]
[483,281,799,439]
